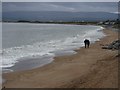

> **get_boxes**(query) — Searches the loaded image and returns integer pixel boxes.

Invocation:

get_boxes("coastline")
[2,23,104,73]
[2,27,118,88]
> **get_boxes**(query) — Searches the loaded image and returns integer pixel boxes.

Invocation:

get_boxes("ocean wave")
[1,25,105,70]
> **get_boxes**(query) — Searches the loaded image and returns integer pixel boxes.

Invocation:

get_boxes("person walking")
[84,39,90,48]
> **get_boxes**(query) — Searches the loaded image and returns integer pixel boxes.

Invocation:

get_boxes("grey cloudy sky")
[3,2,118,13]
[2,0,120,2]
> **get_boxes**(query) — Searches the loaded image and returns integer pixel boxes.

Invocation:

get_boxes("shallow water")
[1,23,105,72]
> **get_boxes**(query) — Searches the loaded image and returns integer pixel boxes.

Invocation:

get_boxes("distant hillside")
[3,11,118,22]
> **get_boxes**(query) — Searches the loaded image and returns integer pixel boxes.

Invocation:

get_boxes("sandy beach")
[2,27,118,88]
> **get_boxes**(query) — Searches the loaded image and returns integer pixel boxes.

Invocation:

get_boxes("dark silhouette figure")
[84,39,90,48]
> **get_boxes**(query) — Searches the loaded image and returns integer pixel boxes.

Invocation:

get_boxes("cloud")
[2,0,120,2]
[0,2,2,20]
[2,2,76,12]
[112,12,120,14]
[2,2,118,13]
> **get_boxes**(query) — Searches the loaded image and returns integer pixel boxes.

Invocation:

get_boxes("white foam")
[1,25,105,69]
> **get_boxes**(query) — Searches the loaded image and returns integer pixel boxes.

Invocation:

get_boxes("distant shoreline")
[2,20,119,29]
[2,21,99,25]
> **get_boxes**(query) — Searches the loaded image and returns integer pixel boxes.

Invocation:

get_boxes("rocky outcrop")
[102,40,120,50]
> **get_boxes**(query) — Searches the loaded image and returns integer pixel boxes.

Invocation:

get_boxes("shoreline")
[2,27,118,88]
[2,22,103,27]
[2,23,104,73]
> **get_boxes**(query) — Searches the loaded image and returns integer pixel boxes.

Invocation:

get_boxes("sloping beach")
[3,27,118,88]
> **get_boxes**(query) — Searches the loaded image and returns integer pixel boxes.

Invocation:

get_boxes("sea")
[1,23,105,73]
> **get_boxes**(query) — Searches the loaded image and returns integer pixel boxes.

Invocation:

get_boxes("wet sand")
[3,28,118,88]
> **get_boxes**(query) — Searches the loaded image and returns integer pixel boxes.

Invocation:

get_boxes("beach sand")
[2,28,118,88]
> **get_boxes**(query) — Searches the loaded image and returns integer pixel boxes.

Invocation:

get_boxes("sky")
[1,0,120,2]
[2,2,118,13]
